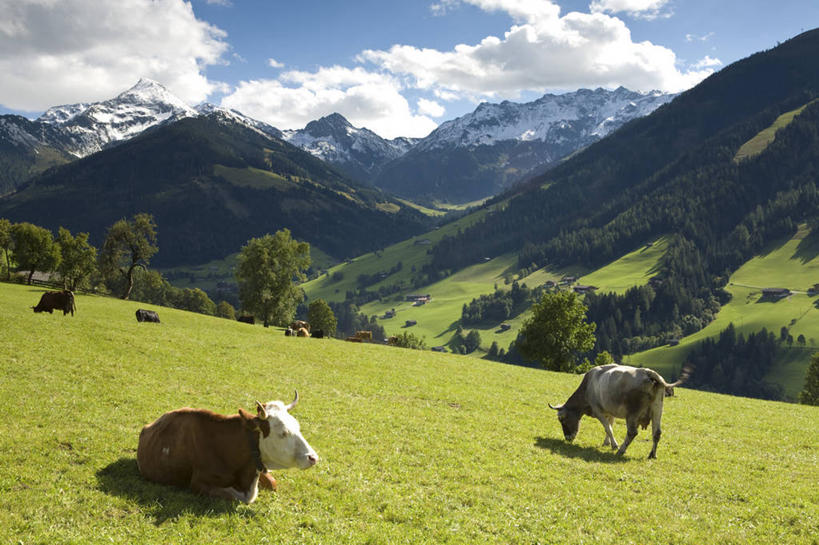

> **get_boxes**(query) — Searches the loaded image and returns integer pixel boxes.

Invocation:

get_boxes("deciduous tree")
[0,218,12,280]
[235,229,310,327]
[56,227,97,291]
[308,298,337,336]
[517,290,596,372]
[11,222,61,284]
[99,213,158,299]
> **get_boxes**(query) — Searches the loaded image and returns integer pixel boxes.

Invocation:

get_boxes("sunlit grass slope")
[629,226,819,398]
[1,282,817,544]
[734,99,817,162]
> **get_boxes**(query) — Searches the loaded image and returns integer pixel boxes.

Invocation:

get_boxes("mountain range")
[0,78,673,203]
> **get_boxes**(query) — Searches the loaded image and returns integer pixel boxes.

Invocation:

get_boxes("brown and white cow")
[549,364,689,459]
[32,290,75,315]
[137,392,318,503]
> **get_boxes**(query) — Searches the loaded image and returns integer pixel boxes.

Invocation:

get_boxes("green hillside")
[628,225,819,398]
[1,282,817,544]
[734,99,818,162]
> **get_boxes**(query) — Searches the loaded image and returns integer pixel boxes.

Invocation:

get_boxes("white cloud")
[691,55,722,69]
[0,0,228,111]
[589,0,672,19]
[268,57,284,69]
[686,32,714,42]
[418,98,446,117]
[220,66,438,139]
[359,0,712,97]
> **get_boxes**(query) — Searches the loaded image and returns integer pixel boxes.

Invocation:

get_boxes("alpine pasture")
[1,283,817,544]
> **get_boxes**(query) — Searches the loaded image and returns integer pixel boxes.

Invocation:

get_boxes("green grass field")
[734,99,817,162]
[1,282,817,544]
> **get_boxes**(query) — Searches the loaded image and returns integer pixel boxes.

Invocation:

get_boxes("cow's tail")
[665,365,693,388]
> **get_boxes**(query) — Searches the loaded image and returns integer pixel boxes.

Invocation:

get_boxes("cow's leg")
[616,417,639,456]
[595,414,618,449]
[648,408,662,459]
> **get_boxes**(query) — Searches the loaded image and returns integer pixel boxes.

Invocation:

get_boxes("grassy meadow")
[1,282,817,544]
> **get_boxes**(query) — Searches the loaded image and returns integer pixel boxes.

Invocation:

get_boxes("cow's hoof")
[647,453,657,460]
[258,473,277,491]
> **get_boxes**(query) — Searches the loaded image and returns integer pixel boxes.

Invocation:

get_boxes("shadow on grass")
[96,458,248,524]
[534,436,628,464]
[793,228,819,264]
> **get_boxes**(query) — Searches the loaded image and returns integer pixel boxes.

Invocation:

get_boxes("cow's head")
[549,403,581,442]
[242,391,318,471]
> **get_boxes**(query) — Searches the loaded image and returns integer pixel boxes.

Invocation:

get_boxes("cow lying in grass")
[137,392,318,503]
[549,364,689,459]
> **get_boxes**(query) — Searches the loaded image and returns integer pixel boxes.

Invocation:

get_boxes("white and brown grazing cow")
[549,364,689,459]
[137,392,318,503]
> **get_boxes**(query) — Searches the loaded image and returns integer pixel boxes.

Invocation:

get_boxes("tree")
[517,290,596,372]
[0,218,11,280]
[308,298,337,336]
[391,331,426,350]
[465,330,482,353]
[235,229,310,327]
[799,352,819,406]
[10,222,61,284]
[99,213,158,299]
[216,301,237,320]
[56,227,97,290]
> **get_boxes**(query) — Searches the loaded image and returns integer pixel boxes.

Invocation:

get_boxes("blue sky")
[0,0,816,138]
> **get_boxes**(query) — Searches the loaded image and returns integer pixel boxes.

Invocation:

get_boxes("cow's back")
[137,409,203,486]
[586,365,663,419]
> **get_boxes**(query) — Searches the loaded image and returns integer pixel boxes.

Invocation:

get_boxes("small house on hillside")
[499,323,511,331]
[573,285,598,294]
[432,346,447,352]
[762,288,791,300]
[405,320,417,327]
[406,294,431,303]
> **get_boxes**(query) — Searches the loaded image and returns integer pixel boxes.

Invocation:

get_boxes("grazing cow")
[549,364,690,459]
[137,392,318,504]
[386,336,398,345]
[354,330,372,341]
[32,290,75,316]
[284,327,294,337]
[346,336,363,342]
[290,320,310,332]
[237,315,255,325]
[296,327,309,338]
[135,309,160,323]
[311,329,324,339]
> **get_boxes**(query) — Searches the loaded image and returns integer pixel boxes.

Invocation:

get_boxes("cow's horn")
[548,403,563,410]
[285,390,299,411]
[255,400,268,420]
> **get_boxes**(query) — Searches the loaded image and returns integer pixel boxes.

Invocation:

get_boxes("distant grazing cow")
[386,336,398,346]
[296,327,309,337]
[137,392,318,503]
[549,364,690,459]
[237,315,255,325]
[284,327,294,337]
[290,320,310,332]
[346,336,363,342]
[32,290,75,316]
[354,330,372,341]
[135,309,161,323]
[311,329,324,339]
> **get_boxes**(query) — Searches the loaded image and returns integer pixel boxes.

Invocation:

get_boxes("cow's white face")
[257,400,318,470]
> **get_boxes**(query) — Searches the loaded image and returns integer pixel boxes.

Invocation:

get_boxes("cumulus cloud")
[589,0,672,19]
[417,98,446,117]
[686,31,715,42]
[691,55,722,69]
[268,57,284,69]
[359,0,710,97]
[220,66,438,139]
[0,0,228,111]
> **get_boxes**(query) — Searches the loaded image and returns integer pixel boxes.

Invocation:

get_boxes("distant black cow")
[311,329,324,339]
[237,315,255,325]
[33,290,75,316]
[136,309,161,323]
[284,327,294,337]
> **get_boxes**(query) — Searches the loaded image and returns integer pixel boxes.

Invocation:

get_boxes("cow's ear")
[238,408,255,424]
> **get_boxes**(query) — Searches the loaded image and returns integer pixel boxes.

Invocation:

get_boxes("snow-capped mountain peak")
[35,78,198,157]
